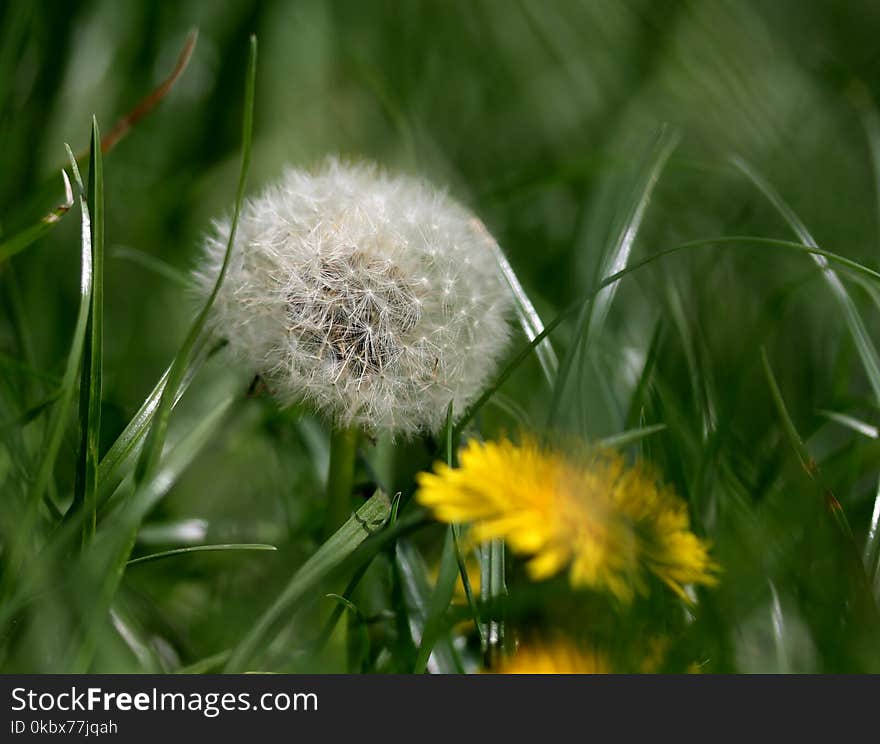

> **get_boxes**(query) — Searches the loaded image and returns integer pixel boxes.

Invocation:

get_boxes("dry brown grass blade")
[78,28,199,159]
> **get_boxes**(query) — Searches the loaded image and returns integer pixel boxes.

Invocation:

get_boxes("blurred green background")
[3,0,880,672]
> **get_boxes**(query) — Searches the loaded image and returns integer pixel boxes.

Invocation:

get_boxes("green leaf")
[127,543,277,567]
[224,490,392,672]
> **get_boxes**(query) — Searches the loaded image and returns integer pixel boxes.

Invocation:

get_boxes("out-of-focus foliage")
[3,0,880,672]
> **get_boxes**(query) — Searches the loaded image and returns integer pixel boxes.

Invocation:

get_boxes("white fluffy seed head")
[195,159,512,435]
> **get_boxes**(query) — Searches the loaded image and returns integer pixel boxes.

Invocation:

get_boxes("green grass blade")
[127,543,277,567]
[474,218,558,384]
[134,34,256,488]
[96,343,215,507]
[760,347,815,476]
[0,171,73,265]
[818,409,878,439]
[761,347,854,542]
[3,150,93,596]
[479,538,506,665]
[413,526,462,673]
[734,158,880,404]
[224,490,391,672]
[439,403,482,645]
[73,118,105,547]
[395,539,462,674]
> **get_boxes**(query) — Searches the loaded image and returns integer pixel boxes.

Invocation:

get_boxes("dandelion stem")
[324,426,358,538]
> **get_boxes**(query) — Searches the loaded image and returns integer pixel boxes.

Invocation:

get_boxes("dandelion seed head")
[195,159,511,434]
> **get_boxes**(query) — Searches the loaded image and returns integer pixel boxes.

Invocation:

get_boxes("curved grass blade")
[72,118,105,547]
[127,543,277,567]
[0,170,73,265]
[589,127,680,342]
[454,235,880,439]
[224,490,391,672]
[599,423,666,450]
[97,29,198,155]
[818,409,878,439]
[30,156,92,505]
[412,527,463,673]
[473,218,558,384]
[102,386,238,527]
[548,127,679,425]
[3,149,93,595]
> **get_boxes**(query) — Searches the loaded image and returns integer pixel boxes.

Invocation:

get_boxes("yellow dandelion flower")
[415,437,718,603]
[492,641,610,674]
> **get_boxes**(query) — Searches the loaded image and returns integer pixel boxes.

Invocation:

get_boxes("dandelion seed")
[195,159,511,434]
[416,437,719,602]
